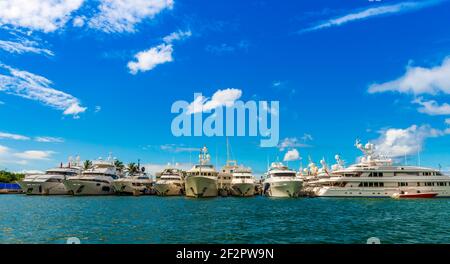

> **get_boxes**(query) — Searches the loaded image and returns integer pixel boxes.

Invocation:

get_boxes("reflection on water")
[1,195,449,244]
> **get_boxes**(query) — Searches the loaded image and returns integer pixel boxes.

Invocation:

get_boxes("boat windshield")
[272,172,296,177]
[234,175,252,179]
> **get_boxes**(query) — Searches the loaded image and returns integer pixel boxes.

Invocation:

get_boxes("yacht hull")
[315,186,450,198]
[154,182,184,196]
[265,180,303,198]
[112,181,150,195]
[18,181,68,195]
[230,182,255,197]
[63,180,114,195]
[185,176,218,198]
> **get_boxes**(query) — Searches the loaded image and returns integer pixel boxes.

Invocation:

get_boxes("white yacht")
[113,167,152,195]
[263,162,303,198]
[309,140,450,198]
[18,157,82,195]
[185,146,218,198]
[63,156,119,195]
[230,166,256,197]
[153,168,185,196]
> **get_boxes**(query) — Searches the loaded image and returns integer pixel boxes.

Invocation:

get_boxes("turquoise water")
[1,195,450,244]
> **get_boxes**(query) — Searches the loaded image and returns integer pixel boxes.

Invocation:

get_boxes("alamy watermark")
[171,93,279,147]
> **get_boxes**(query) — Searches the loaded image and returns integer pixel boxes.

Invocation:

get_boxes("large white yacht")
[230,166,256,197]
[263,162,303,198]
[185,146,219,198]
[112,165,152,195]
[18,157,82,195]
[63,156,119,195]
[309,140,450,198]
[154,167,186,196]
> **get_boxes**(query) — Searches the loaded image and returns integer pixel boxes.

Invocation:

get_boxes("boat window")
[273,173,296,177]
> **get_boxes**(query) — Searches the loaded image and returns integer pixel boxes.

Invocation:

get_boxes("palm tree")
[127,162,138,175]
[83,160,93,170]
[114,160,125,173]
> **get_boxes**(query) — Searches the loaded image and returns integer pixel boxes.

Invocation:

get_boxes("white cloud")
[301,133,314,142]
[16,169,45,174]
[0,39,54,56]
[72,16,85,27]
[0,131,30,140]
[446,118,450,125]
[127,43,173,74]
[127,30,191,74]
[34,136,64,143]
[369,57,450,95]
[95,105,102,113]
[13,150,54,160]
[0,63,87,117]
[300,0,443,33]
[0,145,10,154]
[187,88,242,114]
[372,124,446,157]
[278,137,310,151]
[163,30,192,43]
[413,97,450,116]
[0,0,84,32]
[89,0,174,33]
[284,149,300,162]
[160,144,198,153]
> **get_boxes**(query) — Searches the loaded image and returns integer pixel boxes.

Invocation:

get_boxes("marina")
[6,140,449,199]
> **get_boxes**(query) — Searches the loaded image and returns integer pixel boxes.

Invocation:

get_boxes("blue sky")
[0,0,449,175]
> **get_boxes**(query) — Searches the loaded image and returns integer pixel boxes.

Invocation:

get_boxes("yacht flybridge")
[308,140,450,198]
[185,146,219,198]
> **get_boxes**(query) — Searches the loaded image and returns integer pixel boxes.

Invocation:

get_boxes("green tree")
[83,160,93,170]
[127,163,138,175]
[114,160,125,173]
[0,170,25,183]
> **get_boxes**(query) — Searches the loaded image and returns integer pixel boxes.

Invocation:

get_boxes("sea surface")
[1,195,449,244]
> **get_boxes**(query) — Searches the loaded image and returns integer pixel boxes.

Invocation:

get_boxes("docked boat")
[263,162,303,198]
[185,146,218,198]
[63,156,119,195]
[112,164,152,195]
[230,166,256,197]
[18,157,82,195]
[309,140,450,198]
[154,168,185,196]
